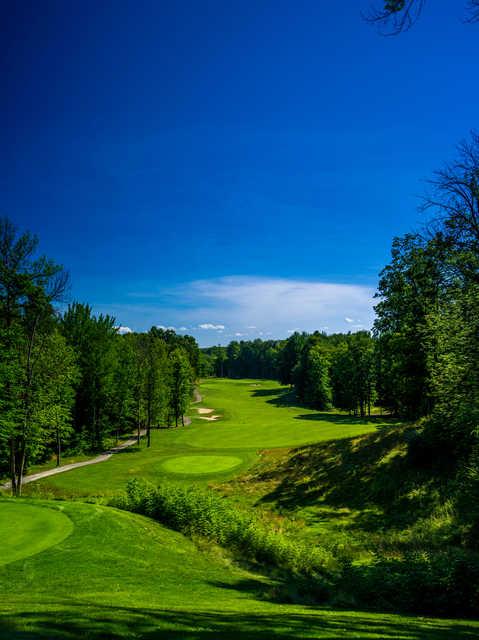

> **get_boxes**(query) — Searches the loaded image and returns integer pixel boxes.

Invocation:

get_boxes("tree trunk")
[56,426,61,467]
[14,442,26,497]
[9,437,18,496]
[146,394,151,447]
[13,314,39,497]
[137,398,141,445]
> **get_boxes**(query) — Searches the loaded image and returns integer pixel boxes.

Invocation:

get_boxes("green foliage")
[277,332,308,386]
[167,347,193,427]
[61,303,118,450]
[293,343,332,409]
[3,499,476,639]
[32,330,79,466]
[331,332,376,416]
[344,549,479,617]
[0,218,68,493]
[115,476,479,617]
[374,234,440,418]
[114,479,338,591]
[424,284,479,459]
[204,339,281,379]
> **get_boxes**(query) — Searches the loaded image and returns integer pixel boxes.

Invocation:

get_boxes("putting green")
[0,501,73,565]
[161,455,243,475]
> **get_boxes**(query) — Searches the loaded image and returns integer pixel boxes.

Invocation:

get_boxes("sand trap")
[199,415,221,421]
[197,407,214,414]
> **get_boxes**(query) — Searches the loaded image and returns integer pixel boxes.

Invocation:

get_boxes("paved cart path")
[0,430,147,491]
[1,388,204,491]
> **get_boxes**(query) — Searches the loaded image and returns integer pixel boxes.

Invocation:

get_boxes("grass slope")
[20,379,392,498]
[174,379,391,449]
[0,502,73,565]
[1,498,477,639]
[220,422,449,545]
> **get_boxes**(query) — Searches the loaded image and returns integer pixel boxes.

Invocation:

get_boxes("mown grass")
[1,498,478,639]
[5,380,478,633]
[160,454,244,475]
[0,501,73,565]
[173,379,393,449]
[19,379,390,498]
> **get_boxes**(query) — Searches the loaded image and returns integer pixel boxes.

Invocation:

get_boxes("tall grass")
[112,479,338,599]
[112,479,479,616]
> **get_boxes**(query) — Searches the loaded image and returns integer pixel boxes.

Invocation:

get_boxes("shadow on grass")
[251,387,298,408]
[1,601,477,639]
[255,425,441,531]
[251,388,397,426]
[295,413,398,426]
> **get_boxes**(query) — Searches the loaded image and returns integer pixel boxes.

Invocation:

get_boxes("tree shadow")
[255,426,442,532]
[295,413,398,426]
[0,599,476,639]
[251,387,298,407]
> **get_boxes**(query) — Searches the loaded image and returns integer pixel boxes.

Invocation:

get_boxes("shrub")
[112,479,479,616]
[112,479,338,596]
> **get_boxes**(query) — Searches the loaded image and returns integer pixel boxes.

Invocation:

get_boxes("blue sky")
[2,1,478,345]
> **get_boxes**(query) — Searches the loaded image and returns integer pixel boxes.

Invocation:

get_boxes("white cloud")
[157,325,176,331]
[287,328,301,334]
[177,276,374,345]
[116,326,132,335]
[113,276,375,346]
[178,326,188,331]
[198,323,225,330]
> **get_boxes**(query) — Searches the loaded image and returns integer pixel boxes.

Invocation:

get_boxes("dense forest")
[0,235,198,495]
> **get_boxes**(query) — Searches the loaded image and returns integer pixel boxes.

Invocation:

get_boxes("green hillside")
[1,498,477,639]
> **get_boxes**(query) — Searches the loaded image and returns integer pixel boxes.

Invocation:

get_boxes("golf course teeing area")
[160,454,243,475]
[0,501,73,565]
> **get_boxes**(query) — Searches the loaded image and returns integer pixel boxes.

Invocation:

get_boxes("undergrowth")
[112,479,479,616]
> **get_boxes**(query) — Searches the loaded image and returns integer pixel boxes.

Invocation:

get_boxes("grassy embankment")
[2,379,478,636]
[1,498,478,639]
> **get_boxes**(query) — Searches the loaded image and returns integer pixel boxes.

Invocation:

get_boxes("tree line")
[201,331,376,417]
[0,224,198,495]
[203,132,479,473]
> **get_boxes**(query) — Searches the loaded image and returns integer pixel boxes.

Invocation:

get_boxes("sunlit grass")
[1,498,477,639]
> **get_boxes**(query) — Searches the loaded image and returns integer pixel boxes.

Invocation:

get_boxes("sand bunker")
[197,407,214,414]
[199,415,221,421]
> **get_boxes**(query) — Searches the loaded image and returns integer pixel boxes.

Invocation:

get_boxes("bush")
[112,479,479,616]
[344,549,479,616]
[112,479,337,596]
